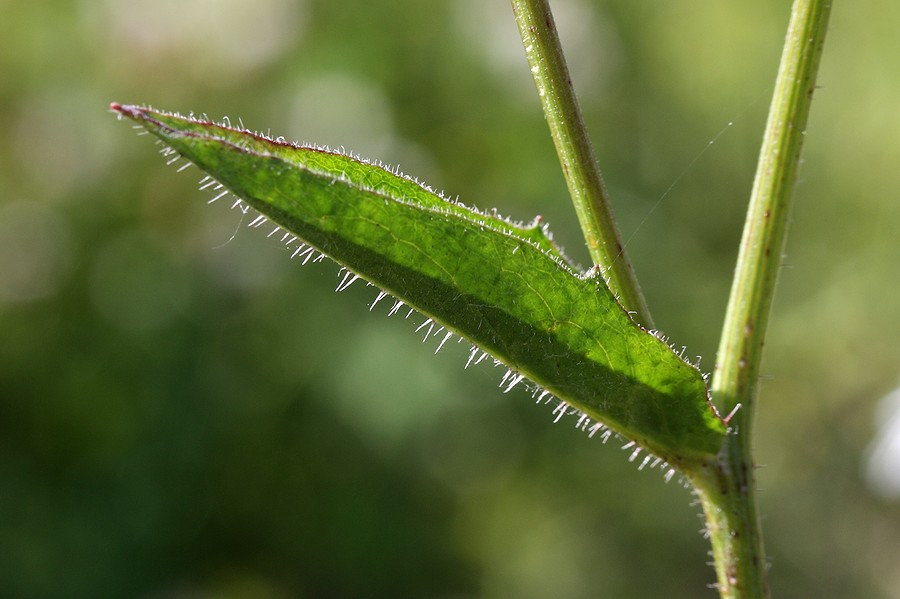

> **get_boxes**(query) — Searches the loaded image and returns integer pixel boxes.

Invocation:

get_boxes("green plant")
[111,0,831,596]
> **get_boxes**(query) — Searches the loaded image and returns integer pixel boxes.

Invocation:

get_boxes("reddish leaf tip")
[109,103,143,118]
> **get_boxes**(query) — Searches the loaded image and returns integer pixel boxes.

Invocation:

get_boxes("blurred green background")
[2,0,898,597]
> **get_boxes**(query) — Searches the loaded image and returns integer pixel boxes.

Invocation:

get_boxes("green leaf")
[111,103,725,468]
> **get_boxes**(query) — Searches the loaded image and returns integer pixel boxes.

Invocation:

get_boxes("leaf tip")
[110,103,150,123]
[110,102,136,116]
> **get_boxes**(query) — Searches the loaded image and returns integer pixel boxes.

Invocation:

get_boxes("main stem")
[510,0,653,327]
[693,1,832,597]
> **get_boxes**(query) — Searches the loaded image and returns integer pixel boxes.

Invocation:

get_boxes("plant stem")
[694,1,832,597]
[510,0,653,327]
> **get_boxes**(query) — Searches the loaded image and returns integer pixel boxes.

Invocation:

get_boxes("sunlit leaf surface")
[112,103,725,466]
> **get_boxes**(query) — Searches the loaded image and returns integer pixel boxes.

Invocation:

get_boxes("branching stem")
[513,0,833,596]
[694,0,833,597]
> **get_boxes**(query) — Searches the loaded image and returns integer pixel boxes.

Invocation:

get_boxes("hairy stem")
[510,0,652,327]
[695,0,833,597]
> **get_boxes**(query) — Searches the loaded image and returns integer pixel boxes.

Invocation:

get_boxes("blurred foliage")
[0,0,898,597]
